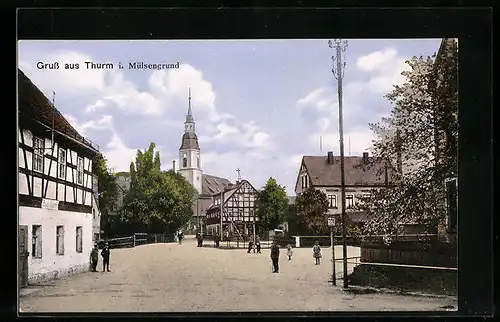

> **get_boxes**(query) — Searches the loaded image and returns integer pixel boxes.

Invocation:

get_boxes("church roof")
[180,131,200,150]
[201,174,233,196]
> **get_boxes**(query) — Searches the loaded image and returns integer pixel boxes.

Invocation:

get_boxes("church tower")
[178,88,203,195]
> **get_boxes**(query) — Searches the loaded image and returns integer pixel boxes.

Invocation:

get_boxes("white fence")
[103,233,175,249]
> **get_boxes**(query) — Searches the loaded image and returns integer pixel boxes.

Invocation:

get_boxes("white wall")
[19,206,93,284]
[178,148,203,195]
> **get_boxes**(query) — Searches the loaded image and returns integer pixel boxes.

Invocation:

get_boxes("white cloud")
[316,117,330,131]
[356,48,398,72]
[63,113,138,172]
[85,100,107,113]
[297,88,327,106]
[356,48,409,94]
[20,50,164,116]
[149,64,221,121]
[199,120,272,150]
[104,132,139,172]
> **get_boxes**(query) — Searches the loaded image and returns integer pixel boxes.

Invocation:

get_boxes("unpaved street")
[20,238,457,312]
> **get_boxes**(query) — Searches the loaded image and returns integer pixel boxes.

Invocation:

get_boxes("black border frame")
[8,5,493,319]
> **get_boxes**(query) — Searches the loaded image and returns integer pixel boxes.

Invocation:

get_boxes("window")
[58,149,66,179]
[92,209,95,220]
[76,226,83,253]
[328,194,337,208]
[77,157,84,184]
[301,175,305,189]
[304,175,308,188]
[346,195,355,208]
[182,153,187,168]
[56,226,64,255]
[32,225,42,258]
[197,154,200,168]
[33,137,44,173]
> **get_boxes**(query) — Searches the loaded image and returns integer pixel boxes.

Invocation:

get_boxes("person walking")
[101,242,111,272]
[214,233,220,248]
[90,243,99,272]
[312,241,322,265]
[270,240,280,273]
[286,243,293,260]
[196,232,201,247]
[178,231,184,245]
[199,232,204,247]
[256,235,261,253]
[247,239,254,253]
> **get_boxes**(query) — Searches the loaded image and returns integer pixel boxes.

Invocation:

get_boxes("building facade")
[205,179,259,238]
[18,69,100,287]
[430,38,458,237]
[294,151,394,229]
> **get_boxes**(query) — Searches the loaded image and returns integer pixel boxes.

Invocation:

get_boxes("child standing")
[286,244,293,260]
[312,241,322,265]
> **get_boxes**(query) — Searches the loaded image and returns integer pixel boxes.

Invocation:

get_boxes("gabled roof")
[299,155,392,187]
[18,69,99,153]
[202,174,232,196]
[206,179,257,211]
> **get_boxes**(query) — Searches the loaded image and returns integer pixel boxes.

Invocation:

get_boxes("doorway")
[19,225,29,288]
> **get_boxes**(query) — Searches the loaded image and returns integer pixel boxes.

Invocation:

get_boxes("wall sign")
[41,198,59,210]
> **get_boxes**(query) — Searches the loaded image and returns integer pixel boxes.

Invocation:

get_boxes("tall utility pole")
[329,39,349,289]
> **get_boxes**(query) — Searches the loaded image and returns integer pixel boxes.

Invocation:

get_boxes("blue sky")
[18,39,441,195]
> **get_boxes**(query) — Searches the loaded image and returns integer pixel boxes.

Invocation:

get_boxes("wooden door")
[18,225,29,288]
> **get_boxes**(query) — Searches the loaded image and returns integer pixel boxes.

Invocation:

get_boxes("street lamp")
[329,39,349,289]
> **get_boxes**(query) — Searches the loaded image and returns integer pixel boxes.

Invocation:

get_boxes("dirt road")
[20,238,457,312]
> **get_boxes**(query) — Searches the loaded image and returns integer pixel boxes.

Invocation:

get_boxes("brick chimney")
[327,151,334,164]
[363,152,369,164]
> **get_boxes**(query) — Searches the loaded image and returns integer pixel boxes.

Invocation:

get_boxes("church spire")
[186,87,194,123]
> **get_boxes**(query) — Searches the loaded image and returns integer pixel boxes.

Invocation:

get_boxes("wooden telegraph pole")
[329,39,349,289]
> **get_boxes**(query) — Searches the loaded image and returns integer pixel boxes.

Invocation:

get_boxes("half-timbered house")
[18,69,100,287]
[205,179,259,238]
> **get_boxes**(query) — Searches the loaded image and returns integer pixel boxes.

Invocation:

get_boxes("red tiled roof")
[302,155,393,187]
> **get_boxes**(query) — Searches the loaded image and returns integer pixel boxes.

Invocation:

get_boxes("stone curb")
[343,284,457,300]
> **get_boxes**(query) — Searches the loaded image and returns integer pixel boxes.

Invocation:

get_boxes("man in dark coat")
[101,243,110,272]
[270,240,280,273]
[196,232,201,247]
[214,233,220,248]
[247,240,254,253]
[256,236,261,253]
[199,233,204,247]
[90,244,99,272]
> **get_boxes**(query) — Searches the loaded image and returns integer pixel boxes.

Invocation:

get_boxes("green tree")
[295,187,329,235]
[119,142,198,234]
[92,154,118,237]
[256,177,289,231]
[358,41,458,234]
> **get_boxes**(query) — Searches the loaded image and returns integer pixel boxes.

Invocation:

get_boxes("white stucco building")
[18,69,100,287]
